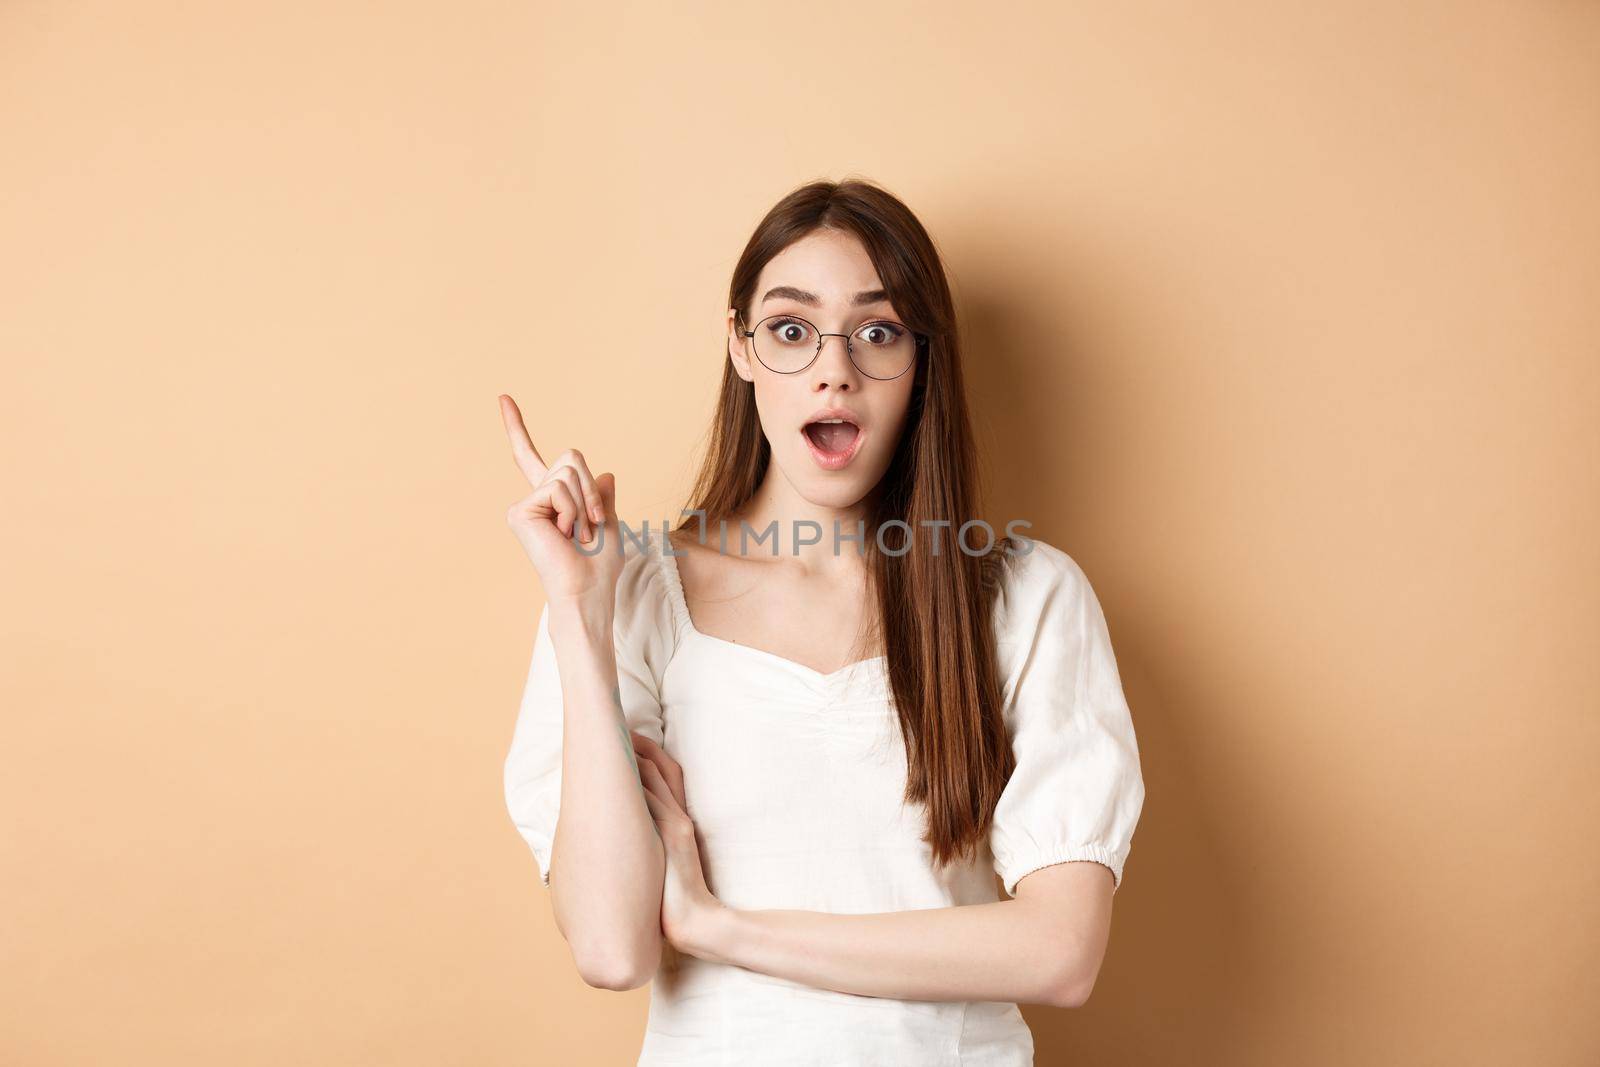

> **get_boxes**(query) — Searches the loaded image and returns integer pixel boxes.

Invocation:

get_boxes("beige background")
[3,2,1596,1064]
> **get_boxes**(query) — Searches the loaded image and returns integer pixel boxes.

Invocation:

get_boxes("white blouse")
[503,531,1146,1066]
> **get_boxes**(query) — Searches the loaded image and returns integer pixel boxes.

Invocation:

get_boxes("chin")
[800,483,872,510]
[784,452,884,508]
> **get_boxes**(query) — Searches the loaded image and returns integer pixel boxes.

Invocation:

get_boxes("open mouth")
[801,418,863,469]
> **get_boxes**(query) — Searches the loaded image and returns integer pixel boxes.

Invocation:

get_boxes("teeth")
[815,418,848,424]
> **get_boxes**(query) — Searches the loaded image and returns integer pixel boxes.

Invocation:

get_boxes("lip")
[800,412,866,471]
[803,405,864,428]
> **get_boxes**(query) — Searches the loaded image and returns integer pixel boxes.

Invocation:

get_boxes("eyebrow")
[760,285,890,308]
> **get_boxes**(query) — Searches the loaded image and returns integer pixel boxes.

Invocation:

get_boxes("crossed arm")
[529,611,1118,1006]
[628,733,1117,1009]
[677,860,1115,1009]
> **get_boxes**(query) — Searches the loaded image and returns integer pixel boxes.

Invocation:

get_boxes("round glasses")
[740,313,927,380]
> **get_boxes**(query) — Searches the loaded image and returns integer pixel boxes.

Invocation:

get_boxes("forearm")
[545,598,666,988]
[688,897,1085,1008]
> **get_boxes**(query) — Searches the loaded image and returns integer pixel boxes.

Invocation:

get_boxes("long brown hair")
[672,177,1017,875]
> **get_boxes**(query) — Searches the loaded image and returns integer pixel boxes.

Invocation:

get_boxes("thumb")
[595,472,617,524]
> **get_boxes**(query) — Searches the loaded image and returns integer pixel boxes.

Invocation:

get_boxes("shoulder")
[613,527,666,607]
[988,535,1107,700]
[990,534,1094,632]
[609,527,683,659]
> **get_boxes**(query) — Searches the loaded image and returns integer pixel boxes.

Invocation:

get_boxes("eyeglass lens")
[749,314,917,379]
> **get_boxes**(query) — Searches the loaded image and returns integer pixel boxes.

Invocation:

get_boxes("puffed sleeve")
[988,538,1146,896]
[502,539,676,887]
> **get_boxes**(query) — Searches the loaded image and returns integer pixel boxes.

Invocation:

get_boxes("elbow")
[1038,906,1113,1008]
[576,957,653,992]
[1044,958,1098,1010]
[548,865,669,992]
[571,936,662,992]
[1049,971,1095,1009]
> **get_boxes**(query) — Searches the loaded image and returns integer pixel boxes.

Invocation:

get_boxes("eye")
[764,316,816,345]
[855,321,906,346]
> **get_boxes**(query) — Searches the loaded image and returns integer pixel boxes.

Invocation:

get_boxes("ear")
[727,308,755,383]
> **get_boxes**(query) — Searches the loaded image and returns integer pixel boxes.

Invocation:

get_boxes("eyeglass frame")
[737,311,930,380]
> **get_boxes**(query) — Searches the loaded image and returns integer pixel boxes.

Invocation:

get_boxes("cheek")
[749,377,802,441]
[872,383,916,443]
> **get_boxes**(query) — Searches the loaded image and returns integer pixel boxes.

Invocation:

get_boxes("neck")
[717,468,877,566]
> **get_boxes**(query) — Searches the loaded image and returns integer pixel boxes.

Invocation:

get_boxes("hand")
[630,732,728,961]
[499,393,625,606]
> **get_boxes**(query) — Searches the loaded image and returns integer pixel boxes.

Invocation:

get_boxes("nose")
[808,333,863,390]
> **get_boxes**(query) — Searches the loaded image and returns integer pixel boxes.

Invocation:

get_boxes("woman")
[499,178,1146,1065]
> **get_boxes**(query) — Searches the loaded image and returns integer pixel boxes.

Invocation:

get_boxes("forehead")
[755,229,888,307]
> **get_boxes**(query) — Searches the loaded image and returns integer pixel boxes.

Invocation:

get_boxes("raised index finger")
[498,394,548,486]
